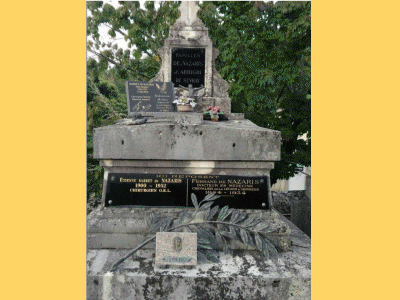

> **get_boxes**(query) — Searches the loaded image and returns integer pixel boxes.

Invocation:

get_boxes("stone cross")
[176,1,200,26]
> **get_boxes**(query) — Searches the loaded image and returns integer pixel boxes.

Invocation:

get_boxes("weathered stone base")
[87,207,291,250]
[87,216,310,300]
[93,119,281,161]
[193,96,231,113]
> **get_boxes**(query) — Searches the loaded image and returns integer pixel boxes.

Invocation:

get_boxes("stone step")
[87,207,292,250]
[87,232,291,251]
[87,217,310,300]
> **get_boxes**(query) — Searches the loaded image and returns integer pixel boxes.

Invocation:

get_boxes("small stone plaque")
[155,232,197,266]
[126,81,175,115]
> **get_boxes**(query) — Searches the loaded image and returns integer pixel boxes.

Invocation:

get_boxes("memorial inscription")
[155,232,197,266]
[125,81,174,114]
[105,173,270,209]
[171,48,205,87]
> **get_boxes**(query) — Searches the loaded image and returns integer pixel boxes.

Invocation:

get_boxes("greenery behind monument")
[87,1,311,198]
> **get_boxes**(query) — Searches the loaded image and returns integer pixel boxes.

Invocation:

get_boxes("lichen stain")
[170,137,177,149]
[142,276,162,298]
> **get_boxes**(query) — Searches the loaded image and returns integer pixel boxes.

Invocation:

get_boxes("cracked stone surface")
[87,214,310,300]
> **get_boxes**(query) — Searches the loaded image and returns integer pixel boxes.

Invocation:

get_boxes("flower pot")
[211,115,219,122]
[177,104,193,112]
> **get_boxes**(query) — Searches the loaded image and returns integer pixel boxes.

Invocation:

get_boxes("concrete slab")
[93,119,280,161]
[87,214,310,300]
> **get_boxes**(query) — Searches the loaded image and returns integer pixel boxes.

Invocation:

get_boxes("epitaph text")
[126,81,175,114]
[171,48,205,88]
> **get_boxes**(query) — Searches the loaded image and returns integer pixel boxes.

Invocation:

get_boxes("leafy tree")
[86,1,311,197]
[87,1,180,81]
[86,1,181,198]
[87,58,130,198]
[199,1,311,183]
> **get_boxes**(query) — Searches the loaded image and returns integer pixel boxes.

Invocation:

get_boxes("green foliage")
[199,1,311,184]
[87,1,180,80]
[87,58,129,198]
[87,1,311,197]
[86,2,183,199]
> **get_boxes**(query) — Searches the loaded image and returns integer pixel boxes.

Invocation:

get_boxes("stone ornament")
[155,232,197,266]
[172,236,182,252]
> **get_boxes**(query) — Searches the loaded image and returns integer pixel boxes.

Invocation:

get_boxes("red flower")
[204,106,222,117]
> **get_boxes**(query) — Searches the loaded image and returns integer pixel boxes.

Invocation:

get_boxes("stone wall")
[272,191,311,238]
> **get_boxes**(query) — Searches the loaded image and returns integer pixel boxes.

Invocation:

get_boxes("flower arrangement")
[173,96,197,112]
[173,97,196,107]
[203,106,222,121]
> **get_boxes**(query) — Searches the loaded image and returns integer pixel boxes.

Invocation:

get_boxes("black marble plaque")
[126,81,174,113]
[105,173,270,209]
[171,48,205,88]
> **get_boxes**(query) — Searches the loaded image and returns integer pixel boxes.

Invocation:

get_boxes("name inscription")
[171,48,205,87]
[125,81,174,114]
[162,257,193,263]
[105,173,270,209]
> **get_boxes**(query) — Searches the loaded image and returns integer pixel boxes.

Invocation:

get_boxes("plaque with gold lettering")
[126,81,175,115]
[171,48,205,88]
[105,173,271,209]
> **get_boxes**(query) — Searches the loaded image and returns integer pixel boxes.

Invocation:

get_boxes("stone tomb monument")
[87,2,310,299]
[150,1,230,113]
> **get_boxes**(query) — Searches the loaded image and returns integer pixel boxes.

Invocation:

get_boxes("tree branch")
[276,83,286,104]
[87,48,150,80]
[103,23,128,39]
[110,235,156,272]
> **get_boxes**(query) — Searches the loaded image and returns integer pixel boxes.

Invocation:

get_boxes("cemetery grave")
[87,2,310,299]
